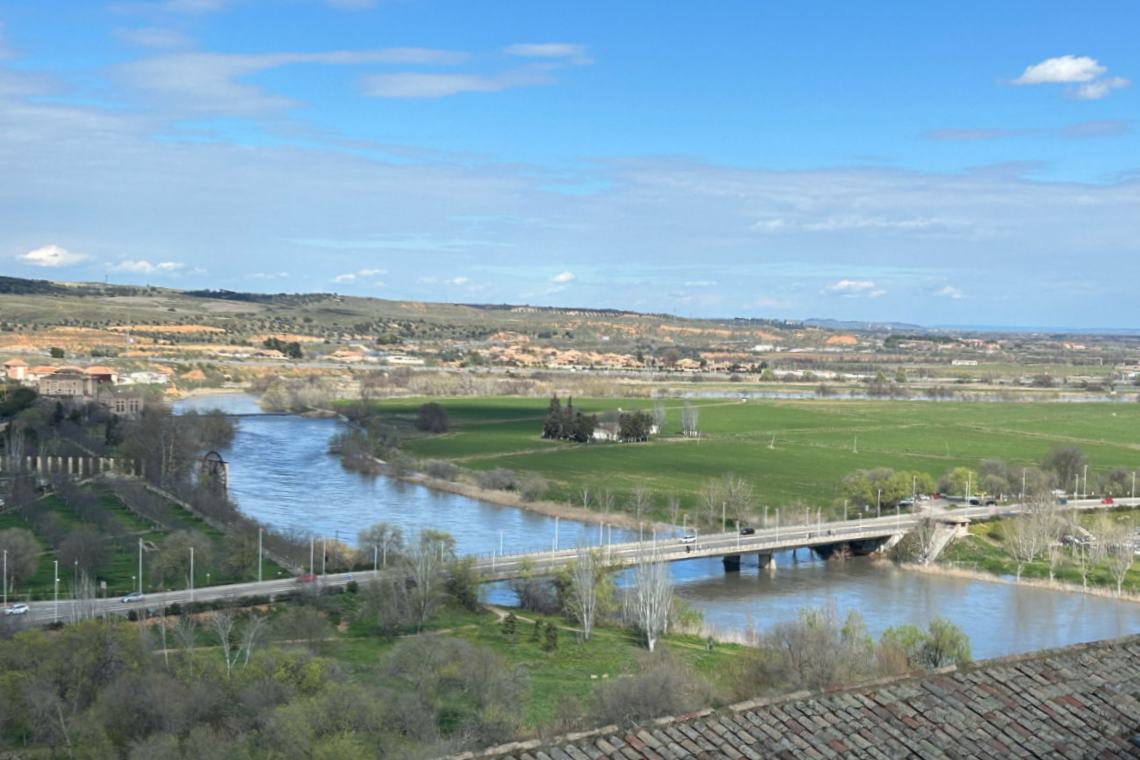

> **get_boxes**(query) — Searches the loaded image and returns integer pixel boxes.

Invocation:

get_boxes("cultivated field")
[366,396,1140,519]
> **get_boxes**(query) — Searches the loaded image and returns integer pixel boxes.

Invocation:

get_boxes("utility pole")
[53,559,59,622]
[258,527,263,583]
[2,549,6,609]
[189,546,194,602]
[137,538,143,594]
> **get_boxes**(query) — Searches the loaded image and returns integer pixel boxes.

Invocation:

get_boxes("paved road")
[8,497,1135,625]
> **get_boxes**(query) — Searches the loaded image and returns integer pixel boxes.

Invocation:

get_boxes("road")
[8,497,1135,625]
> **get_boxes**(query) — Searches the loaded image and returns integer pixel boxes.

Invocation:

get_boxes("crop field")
[365,396,1140,519]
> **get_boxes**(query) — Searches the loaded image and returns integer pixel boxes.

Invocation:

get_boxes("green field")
[361,396,1140,521]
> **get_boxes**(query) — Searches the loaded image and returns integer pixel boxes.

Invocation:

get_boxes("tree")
[1041,446,1086,492]
[542,395,563,440]
[919,618,971,668]
[357,522,404,567]
[57,527,109,577]
[567,546,602,640]
[415,402,449,434]
[939,467,979,499]
[1006,495,1055,580]
[404,531,455,628]
[652,401,666,432]
[0,528,39,591]
[681,402,699,438]
[542,621,559,651]
[153,530,213,587]
[49,346,65,359]
[753,606,875,691]
[618,411,653,442]
[1098,518,1135,596]
[630,553,672,652]
[627,486,652,522]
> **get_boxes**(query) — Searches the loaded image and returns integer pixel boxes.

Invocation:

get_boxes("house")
[84,366,117,385]
[3,357,27,381]
[39,368,97,398]
[102,394,144,419]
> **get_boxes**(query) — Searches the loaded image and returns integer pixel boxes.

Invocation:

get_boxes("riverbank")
[902,559,1140,605]
[399,469,666,533]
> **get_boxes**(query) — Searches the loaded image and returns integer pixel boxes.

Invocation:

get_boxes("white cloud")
[115,27,193,49]
[362,67,555,98]
[1012,55,1128,100]
[19,244,88,268]
[448,276,469,286]
[112,259,185,273]
[249,271,290,280]
[935,285,964,300]
[685,279,716,287]
[551,270,575,283]
[823,279,885,298]
[1073,76,1129,101]
[505,43,591,65]
[122,48,468,112]
[1014,55,1105,84]
[333,267,386,283]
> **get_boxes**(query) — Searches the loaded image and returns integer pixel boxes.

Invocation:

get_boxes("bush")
[518,473,549,502]
[424,459,458,481]
[415,402,450,433]
[479,468,517,491]
[592,657,709,726]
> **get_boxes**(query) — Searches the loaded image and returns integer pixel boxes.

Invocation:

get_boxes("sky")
[0,1,1138,328]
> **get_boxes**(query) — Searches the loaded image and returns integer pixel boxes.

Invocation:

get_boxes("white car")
[121,591,145,603]
[4,603,29,616]
[679,534,697,544]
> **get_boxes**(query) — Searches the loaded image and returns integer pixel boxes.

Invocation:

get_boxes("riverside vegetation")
[0,518,971,759]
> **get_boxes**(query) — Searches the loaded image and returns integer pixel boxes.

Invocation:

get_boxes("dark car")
[739,527,756,535]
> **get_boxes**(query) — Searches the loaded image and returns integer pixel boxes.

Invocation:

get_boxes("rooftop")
[467,635,1140,760]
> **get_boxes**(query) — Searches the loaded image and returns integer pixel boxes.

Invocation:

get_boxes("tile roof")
[459,635,1140,759]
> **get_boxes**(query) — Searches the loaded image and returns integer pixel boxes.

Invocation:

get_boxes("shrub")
[518,473,549,502]
[424,459,458,481]
[479,468,517,491]
[415,402,450,433]
[592,657,709,726]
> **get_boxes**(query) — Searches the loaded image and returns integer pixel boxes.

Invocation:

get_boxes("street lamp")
[3,548,8,609]
[53,560,59,622]
[189,546,194,603]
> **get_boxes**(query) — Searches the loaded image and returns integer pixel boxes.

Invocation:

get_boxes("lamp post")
[2,549,7,609]
[53,560,59,623]
[310,538,315,575]
[258,527,263,583]
[189,546,194,602]
[137,538,143,594]
[1083,464,1088,500]
[373,545,378,577]
[877,489,882,519]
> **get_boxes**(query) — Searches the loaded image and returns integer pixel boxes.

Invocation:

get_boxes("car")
[120,591,144,603]
[967,498,981,506]
[1102,496,1115,505]
[679,534,697,544]
[917,494,931,501]
[898,499,914,508]
[984,499,997,506]
[739,527,756,535]
[4,603,29,616]
[295,573,318,584]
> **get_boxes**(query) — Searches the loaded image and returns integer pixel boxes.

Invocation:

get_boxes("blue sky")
[1,0,1138,327]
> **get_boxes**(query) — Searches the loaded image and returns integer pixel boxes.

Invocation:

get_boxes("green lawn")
[355,396,1140,521]
[330,604,743,728]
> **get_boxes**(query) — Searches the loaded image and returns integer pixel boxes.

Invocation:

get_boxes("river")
[176,393,1140,659]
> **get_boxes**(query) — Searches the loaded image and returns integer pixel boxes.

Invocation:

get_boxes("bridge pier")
[722,554,741,573]
[757,552,775,571]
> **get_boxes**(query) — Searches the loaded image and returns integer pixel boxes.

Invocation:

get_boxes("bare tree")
[652,401,666,433]
[404,532,452,628]
[631,552,672,652]
[567,546,601,640]
[213,612,238,678]
[627,486,652,523]
[579,486,591,510]
[667,494,681,526]
[1006,497,1055,580]
[1099,518,1135,596]
[68,572,99,623]
[597,489,615,516]
[681,402,699,438]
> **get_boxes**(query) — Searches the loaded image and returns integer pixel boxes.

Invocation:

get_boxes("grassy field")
[328,601,743,728]
[361,396,1140,521]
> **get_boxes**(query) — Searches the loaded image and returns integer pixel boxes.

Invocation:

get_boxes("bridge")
[9,498,1134,625]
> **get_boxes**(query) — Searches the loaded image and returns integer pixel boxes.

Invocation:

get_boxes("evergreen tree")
[542,395,563,439]
[543,621,559,651]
